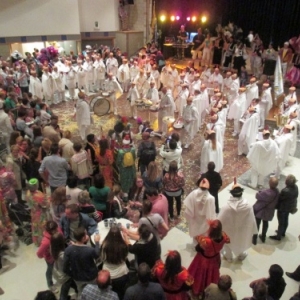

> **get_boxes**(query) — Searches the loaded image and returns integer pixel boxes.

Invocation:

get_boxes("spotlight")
[160,15,166,22]
[191,16,197,22]
[170,15,175,22]
[176,16,180,21]
[186,16,191,21]
[201,16,207,23]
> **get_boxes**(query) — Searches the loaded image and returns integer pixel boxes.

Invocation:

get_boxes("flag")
[274,55,284,98]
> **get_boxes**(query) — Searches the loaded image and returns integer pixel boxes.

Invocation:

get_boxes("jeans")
[46,261,54,288]
[165,193,182,218]
[15,190,23,203]
[277,210,290,237]
[60,278,77,300]
[256,217,269,238]
[112,274,129,300]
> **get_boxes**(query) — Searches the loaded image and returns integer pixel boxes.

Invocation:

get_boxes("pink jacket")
[151,194,168,224]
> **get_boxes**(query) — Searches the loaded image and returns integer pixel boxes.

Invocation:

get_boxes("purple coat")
[253,188,279,221]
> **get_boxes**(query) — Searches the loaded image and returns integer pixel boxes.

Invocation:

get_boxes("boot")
[252,234,257,245]
[259,234,266,243]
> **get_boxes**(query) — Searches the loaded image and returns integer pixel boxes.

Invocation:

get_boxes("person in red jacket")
[36,220,61,291]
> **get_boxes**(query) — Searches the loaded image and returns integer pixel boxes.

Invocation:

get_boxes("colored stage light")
[170,15,175,21]
[201,16,207,23]
[191,16,197,22]
[186,16,191,21]
[176,16,180,21]
[160,15,166,22]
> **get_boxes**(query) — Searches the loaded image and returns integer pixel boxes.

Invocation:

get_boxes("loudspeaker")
[127,0,134,4]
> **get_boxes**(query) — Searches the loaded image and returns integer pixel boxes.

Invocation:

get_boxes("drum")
[90,95,110,116]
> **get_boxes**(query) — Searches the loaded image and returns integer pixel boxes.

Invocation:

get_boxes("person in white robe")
[51,66,65,104]
[145,81,159,105]
[181,97,199,148]
[76,60,88,93]
[216,102,228,130]
[200,65,211,86]
[193,89,205,128]
[151,64,161,90]
[190,73,201,95]
[228,73,240,106]
[144,71,154,94]
[106,52,118,77]
[75,91,92,141]
[218,181,257,262]
[184,69,195,87]
[160,62,172,88]
[228,87,246,136]
[104,73,123,115]
[126,82,139,119]
[208,67,223,91]
[281,97,298,117]
[200,130,223,173]
[238,106,259,155]
[144,58,152,73]
[0,100,13,151]
[275,124,294,172]
[157,87,172,135]
[41,67,53,104]
[93,55,106,91]
[117,58,130,93]
[134,69,148,98]
[166,88,176,116]
[247,129,281,188]
[259,83,273,129]
[183,178,216,241]
[129,61,140,82]
[286,111,300,156]
[245,77,259,109]
[83,56,94,92]
[222,71,232,95]
[64,61,77,100]
[29,71,43,100]
[176,84,189,117]
[206,114,225,149]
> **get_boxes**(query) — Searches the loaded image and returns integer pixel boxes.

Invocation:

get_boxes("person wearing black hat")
[218,179,257,262]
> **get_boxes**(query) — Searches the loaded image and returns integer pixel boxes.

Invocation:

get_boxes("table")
[91,217,137,245]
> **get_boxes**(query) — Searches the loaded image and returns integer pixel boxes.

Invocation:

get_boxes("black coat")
[277,185,298,212]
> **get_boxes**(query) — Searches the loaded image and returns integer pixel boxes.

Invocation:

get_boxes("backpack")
[123,150,134,167]
[139,142,156,165]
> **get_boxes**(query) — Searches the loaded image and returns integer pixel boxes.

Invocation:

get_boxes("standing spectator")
[58,130,74,163]
[51,186,67,223]
[89,174,110,217]
[85,134,100,176]
[60,204,97,244]
[270,174,298,241]
[200,162,223,214]
[142,161,162,191]
[36,220,60,291]
[250,264,286,300]
[128,176,146,218]
[188,220,230,297]
[39,143,69,194]
[252,177,279,244]
[70,142,92,189]
[66,174,82,205]
[204,275,237,300]
[63,227,100,298]
[145,187,168,225]
[101,226,129,299]
[218,180,257,262]
[98,138,114,189]
[81,270,119,300]
[137,132,156,175]
[152,250,194,300]
[0,99,13,152]
[162,161,185,221]
[42,115,62,144]
[242,281,273,300]
[124,263,165,300]
[183,178,216,241]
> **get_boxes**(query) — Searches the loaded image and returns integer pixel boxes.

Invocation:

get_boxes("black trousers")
[255,217,269,238]
[165,193,182,218]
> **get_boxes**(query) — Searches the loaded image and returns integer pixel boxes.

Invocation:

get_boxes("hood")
[227,196,249,213]
[59,138,72,148]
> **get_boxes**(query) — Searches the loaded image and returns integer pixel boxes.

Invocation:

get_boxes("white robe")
[208,73,223,90]
[145,87,159,105]
[29,76,43,99]
[247,138,280,177]
[93,59,106,80]
[0,110,13,149]
[106,57,118,76]
[177,88,189,116]
[83,61,94,82]
[206,119,225,149]
[65,67,76,89]
[228,78,240,105]
[51,71,64,92]
[151,69,161,89]
[117,64,130,83]
[41,72,52,99]
[76,99,91,127]
[130,65,140,82]
[200,140,223,173]
[158,93,172,133]
[238,112,259,155]
[127,86,139,106]
[245,83,259,108]
[222,77,232,94]
[259,88,273,118]
[275,132,293,171]
[183,188,216,238]
[182,104,199,139]
[218,197,257,256]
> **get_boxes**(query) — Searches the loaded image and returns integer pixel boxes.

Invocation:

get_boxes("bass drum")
[90,95,110,116]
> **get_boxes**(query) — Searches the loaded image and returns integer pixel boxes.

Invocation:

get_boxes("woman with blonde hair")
[200,130,223,173]
[51,186,67,223]
[58,130,74,163]
[38,138,52,161]
[142,161,162,191]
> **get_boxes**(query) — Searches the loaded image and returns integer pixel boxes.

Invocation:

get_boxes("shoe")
[286,272,300,281]
[269,235,281,241]
[169,217,174,222]
[259,234,266,243]
[275,230,285,237]
[238,252,248,261]
[252,235,257,245]
[223,256,233,263]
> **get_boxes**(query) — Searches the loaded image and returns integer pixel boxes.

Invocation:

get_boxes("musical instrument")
[89,95,110,116]
[102,92,109,97]
[162,116,175,126]
[173,118,184,129]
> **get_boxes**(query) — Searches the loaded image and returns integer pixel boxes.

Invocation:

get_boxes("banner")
[274,55,284,98]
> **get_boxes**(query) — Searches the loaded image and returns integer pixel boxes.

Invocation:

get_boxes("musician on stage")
[177,25,188,43]
[117,58,130,93]
[192,28,205,61]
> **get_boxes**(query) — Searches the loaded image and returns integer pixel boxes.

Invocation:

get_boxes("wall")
[0,0,80,37]
[78,0,119,32]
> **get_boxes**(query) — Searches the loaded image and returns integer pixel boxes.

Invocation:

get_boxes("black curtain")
[156,0,300,48]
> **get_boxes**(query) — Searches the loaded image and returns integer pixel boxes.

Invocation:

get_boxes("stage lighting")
[170,15,175,21]
[186,16,191,21]
[160,15,166,22]
[176,16,180,21]
[191,16,197,22]
[201,16,207,23]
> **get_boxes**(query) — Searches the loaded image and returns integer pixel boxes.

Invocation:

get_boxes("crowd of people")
[0,22,299,300]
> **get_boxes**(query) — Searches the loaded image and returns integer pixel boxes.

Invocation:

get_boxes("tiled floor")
[1,92,300,299]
